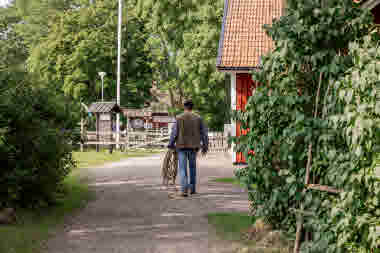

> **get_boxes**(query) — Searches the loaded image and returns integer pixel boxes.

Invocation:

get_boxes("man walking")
[168,100,208,197]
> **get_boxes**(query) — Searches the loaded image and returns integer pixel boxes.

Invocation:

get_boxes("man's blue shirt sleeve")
[168,121,177,148]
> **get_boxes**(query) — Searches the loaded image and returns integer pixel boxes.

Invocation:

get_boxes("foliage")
[0,4,27,84]
[232,0,379,252]
[0,83,79,208]
[13,0,79,47]
[177,0,229,130]
[0,171,92,253]
[0,2,81,208]
[137,0,228,130]
[26,0,153,108]
[324,36,380,252]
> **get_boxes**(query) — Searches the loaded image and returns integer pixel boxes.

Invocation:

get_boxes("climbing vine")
[232,0,379,252]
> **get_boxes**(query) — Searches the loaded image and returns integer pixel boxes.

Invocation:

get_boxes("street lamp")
[116,0,122,149]
[98,72,106,101]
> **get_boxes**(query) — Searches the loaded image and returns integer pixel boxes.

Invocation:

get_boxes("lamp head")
[98,72,106,78]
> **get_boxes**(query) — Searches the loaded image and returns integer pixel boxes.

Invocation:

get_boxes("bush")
[0,83,79,208]
[232,0,380,252]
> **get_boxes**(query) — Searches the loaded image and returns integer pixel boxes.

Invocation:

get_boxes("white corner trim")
[231,73,237,113]
[231,72,237,163]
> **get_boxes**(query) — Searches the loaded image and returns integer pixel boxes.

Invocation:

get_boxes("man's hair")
[184,100,194,110]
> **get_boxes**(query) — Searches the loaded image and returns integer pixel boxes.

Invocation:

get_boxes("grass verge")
[211,177,257,189]
[208,213,291,253]
[207,212,252,241]
[0,172,93,253]
[0,148,162,253]
[211,177,241,185]
[73,148,163,168]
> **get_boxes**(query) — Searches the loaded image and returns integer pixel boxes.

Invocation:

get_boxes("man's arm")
[168,121,177,149]
[200,118,208,150]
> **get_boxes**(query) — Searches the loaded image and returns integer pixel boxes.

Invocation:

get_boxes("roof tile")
[217,0,283,70]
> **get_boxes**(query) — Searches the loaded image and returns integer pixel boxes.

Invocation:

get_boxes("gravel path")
[45,153,249,253]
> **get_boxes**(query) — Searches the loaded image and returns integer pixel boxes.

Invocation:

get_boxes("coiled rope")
[161,149,178,188]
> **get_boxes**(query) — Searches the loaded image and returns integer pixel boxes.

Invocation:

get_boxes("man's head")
[184,100,194,111]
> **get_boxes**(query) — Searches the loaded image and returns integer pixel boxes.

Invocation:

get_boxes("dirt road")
[45,153,249,253]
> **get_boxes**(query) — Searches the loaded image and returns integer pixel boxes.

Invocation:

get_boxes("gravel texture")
[44,153,249,253]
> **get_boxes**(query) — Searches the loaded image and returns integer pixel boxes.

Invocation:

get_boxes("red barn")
[217,0,380,165]
[216,0,284,164]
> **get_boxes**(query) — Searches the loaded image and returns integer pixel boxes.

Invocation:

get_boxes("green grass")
[207,212,252,241]
[208,212,291,253]
[212,177,240,184]
[211,177,258,189]
[0,172,93,253]
[73,148,163,168]
[211,177,243,187]
[0,148,162,253]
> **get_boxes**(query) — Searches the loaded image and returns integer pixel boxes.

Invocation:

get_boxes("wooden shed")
[88,102,121,147]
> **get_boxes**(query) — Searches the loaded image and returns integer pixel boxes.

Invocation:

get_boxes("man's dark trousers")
[178,149,197,194]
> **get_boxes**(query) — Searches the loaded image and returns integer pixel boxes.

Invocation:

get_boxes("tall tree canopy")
[3,0,230,129]
[0,0,81,208]
[137,0,228,130]
[26,0,152,107]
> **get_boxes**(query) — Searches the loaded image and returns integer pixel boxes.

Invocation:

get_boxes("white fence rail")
[82,130,229,153]
[208,132,229,153]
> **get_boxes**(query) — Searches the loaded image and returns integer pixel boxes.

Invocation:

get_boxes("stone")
[260,230,284,246]
[0,208,17,225]
[237,247,249,253]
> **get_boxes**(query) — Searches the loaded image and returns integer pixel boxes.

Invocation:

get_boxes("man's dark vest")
[176,112,202,149]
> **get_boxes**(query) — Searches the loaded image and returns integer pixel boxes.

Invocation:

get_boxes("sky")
[0,0,10,7]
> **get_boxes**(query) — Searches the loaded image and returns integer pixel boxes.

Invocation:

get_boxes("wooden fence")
[83,129,229,153]
[208,132,229,153]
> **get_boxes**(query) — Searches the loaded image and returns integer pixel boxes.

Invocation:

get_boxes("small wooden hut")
[88,102,121,150]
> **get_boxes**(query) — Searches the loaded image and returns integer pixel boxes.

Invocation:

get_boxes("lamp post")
[116,0,122,149]
[98,72,106,102]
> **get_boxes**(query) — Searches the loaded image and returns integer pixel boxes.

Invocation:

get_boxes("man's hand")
[201,147,208,156]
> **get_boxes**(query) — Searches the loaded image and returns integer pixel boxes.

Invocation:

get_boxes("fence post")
[80,117,84,152]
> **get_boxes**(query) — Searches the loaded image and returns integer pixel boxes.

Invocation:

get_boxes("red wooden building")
[122,108,175,129]
[217,0,380,164]
[217,0,284,164]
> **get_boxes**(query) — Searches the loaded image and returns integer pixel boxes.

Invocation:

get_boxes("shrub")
[0,83,79,208]
[232,0,380,252]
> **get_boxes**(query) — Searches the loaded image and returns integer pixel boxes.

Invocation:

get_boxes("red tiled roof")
[217,0,284,71]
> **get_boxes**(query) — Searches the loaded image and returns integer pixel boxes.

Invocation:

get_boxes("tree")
[0,4,27,84]
[137,0,228,130]
[0,81,79,208]
[27,0,153,107]
[176,0,228,130]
